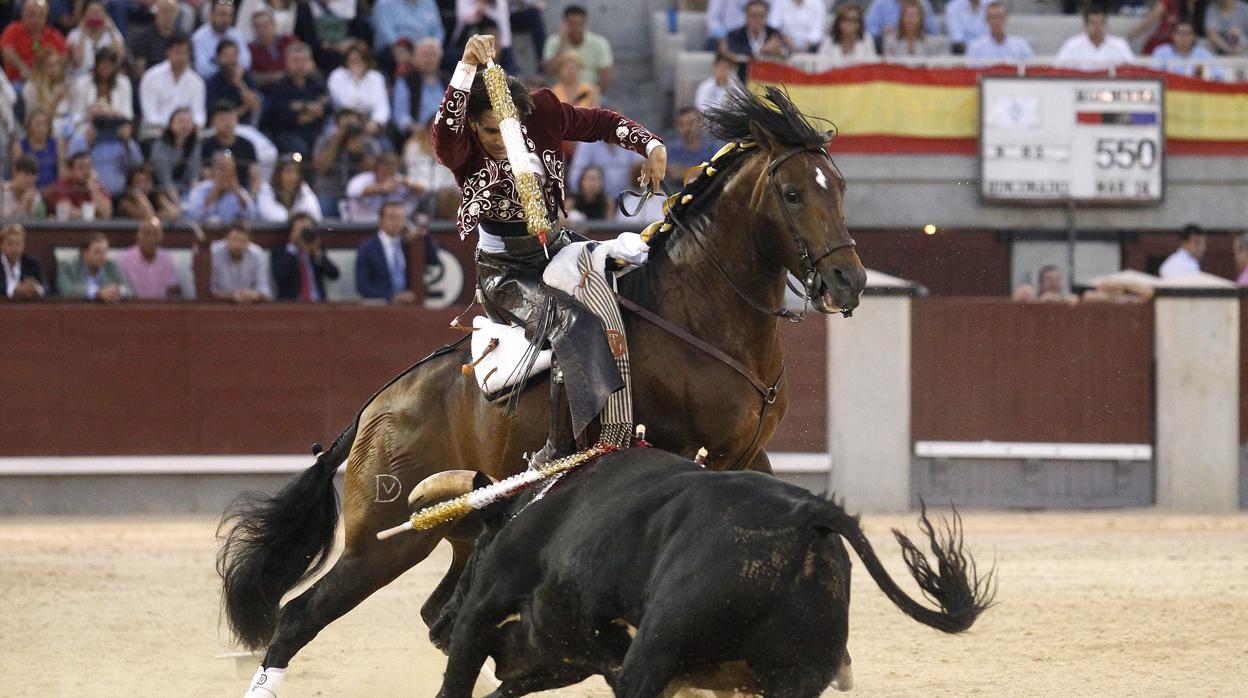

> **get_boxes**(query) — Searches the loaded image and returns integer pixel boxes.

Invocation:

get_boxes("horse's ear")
[749,121,783,154]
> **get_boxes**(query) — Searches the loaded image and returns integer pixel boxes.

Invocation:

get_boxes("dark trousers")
[509,6,548,74]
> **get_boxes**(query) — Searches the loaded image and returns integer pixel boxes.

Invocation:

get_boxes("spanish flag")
[749,61,1248,156]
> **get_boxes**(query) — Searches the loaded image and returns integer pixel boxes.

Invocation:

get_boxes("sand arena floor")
[2,510,1246,697]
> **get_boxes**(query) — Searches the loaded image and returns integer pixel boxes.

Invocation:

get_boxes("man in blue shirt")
[663,106,722,191]
[185,152,257,223]
[944,0,989,53]
[392,37,447,139]
[370,0,444,58]
[191,0,252,78]
[966,1,1034,63]
[1152,21,1220,79]
[865,0,941,43]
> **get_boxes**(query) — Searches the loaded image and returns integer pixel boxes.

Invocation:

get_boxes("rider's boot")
[529,364,575,469]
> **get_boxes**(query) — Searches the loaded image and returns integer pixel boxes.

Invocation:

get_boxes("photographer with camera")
[271,212,340,302]
[311,108,382,218]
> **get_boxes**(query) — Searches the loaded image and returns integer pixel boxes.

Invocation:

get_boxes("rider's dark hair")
[467,73,534,122]
[703,85,831,149]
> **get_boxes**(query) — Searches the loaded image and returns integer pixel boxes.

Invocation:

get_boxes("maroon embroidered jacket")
[432,63,661,240]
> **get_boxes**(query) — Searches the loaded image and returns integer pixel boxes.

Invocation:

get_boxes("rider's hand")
[639,144,667,193]
[462,34,496,67]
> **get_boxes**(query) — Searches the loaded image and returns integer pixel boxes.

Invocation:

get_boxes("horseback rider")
[432,34,668,464]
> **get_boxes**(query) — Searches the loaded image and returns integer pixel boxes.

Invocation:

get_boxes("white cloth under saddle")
[467,233,650,397]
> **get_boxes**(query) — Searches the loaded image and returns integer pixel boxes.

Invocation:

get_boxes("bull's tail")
[817,499,995,634]
[216,423,356,650]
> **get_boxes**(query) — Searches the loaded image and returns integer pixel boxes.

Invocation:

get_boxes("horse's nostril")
[833,267,847,283]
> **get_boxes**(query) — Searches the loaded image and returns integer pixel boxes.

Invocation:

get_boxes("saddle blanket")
[468,234,649,399]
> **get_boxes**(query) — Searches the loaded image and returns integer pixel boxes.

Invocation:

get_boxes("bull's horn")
[407,470,478,509]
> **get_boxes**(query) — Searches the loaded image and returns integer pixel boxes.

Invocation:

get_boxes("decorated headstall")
[636,138,757,248]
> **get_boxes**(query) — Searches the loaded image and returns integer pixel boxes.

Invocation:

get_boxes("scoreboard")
[980,77,1164,204]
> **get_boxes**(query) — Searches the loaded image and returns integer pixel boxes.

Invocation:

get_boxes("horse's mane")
[703,85,832,150]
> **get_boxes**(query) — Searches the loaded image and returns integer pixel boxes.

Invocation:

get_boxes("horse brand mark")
[375,474,402,503]
[605,330,627,358]
[255,674,267,685]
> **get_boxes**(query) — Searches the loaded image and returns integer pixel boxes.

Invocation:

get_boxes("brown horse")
[218,87,867,686]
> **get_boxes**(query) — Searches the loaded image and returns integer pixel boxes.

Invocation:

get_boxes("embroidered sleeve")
[431,62,476,173]
[544,88,662,158]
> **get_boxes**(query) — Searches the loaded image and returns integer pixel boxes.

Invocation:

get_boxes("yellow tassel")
[681,194,693,205]
[640,221,662,243]
[660,222,673,233]
[705,166,716,177]
[663,193,681,214]
[683,165,705,186]
[711,142,737,162]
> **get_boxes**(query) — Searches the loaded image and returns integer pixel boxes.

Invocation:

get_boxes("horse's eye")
[784,189,801,204]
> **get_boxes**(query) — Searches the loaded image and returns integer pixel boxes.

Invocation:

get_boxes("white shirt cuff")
[450,62,477,91]
[646,140,665,156]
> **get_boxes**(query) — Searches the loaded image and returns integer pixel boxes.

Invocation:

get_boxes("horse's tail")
[216,423,356,650]
[813,499,996,634]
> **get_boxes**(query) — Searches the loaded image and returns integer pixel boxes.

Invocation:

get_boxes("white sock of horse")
[244,666,286,697]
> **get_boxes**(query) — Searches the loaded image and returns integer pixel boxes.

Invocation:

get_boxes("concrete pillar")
[1154,275,1242,512]
[827,271,918,512]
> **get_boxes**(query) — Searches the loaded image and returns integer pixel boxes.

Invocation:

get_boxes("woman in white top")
[882,0,951,57]
[257,156,324,222]
[818,2,879,64]
[69,47,133,137]
[326,41,390,135]
[66,0,126,78]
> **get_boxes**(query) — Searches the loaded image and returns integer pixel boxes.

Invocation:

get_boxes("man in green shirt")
[542,4,613,92]
[59,232,132,302]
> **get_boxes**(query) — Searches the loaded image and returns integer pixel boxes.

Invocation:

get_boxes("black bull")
[416,448,996,698]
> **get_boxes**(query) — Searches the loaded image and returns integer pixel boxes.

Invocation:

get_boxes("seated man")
[260,41,328,156]
[139,33,207,136]
[271,212,339,301]
[1158,223,1207,278]
[1,223,47,301]
[1,155,47,219]
[210,221,271,303]
[47,152,114,220]
[966,1,1033,63]
[355,199,422,304]
[185,152,258,223]
[1055,6,1134,70]
[117,216,182,299]
[343,152,425,223]
[67,113,144,198]
[204,40,263,125]
[59,232,131,302]
[201,101,259,190]
[312,109,384,219]
[664,106,722,190]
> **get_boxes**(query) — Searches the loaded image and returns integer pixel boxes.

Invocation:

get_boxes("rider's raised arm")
[543,89,664,158]
[431,62,477,174]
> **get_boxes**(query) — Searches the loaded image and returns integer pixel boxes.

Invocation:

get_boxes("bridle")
[623,141,857,322]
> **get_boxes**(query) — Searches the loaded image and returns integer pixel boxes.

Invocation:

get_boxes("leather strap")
[615,292,783,403]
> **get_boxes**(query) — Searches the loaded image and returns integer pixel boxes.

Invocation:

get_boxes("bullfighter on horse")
[432,34,668,465]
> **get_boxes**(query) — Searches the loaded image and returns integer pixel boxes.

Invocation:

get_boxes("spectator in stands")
[234,0,317,46]
[664,106,721,189]
[769,0,828,53]
[117,164,181,218]
[257,155,322,222]
[312,108,383,218]
[328,41,390,136]
[944,0,988,54]
[695,52,743,114]
[67,113,143,197]
[864,0,940,45]
[1056,6,1135,69]
[210,221,271,302]
[0,70,16,155]
[567,164,610,221]
[66,0,124,77]
[966,1,1034,62]
[550,51,599,108]
[344,152,424,223]
[248,9,291,87]
[543,5,613,91]
[139,34,207,135]
[12,110,62,190]
[271,211,339,301]
[185,151,258,223]
[819,2,878,64]
[117,216,181,299]
[1158,223,1207,277]
[567,138,642,210]
[449,0,518,75]
[69,47,132,138]
[371,0,444,61]
[509,0,547,74]
[149,107,202,199]
[1,156,47,218]
[403,121,456,212]
[1205,0,1248,54]
[1,223,46,300]
[22,50,72,137]
[128,0,180,77]
[1129,0,1208,55]
[1153,21,1220,76]
[201,101,260,190]
[205,40,263,125]
[0,0,67,83]
[261,41,328,156]
[724,0,789,72]
[1234,232,1248,286]
[193,0,252,78]
[393,38,446,141]
[60,232,131,301]
[706,0,753,49]
[1013,264,1075,303]
[356,199,420,303]
[48,151,113,219]
[884,0,950,56]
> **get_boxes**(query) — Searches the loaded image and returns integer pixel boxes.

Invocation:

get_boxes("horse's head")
[706,87,867,316]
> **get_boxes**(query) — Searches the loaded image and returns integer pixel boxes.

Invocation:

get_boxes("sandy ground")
[2,511,1247,697]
